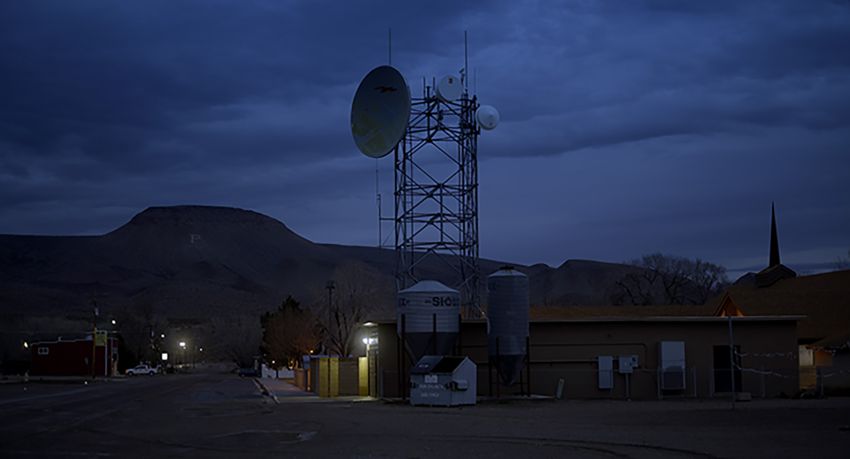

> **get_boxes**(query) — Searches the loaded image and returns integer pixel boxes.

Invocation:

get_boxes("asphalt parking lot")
[1,372,848,458]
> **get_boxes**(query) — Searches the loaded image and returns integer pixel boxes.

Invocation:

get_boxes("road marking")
[0,387,92,406]
[0,450,112,457]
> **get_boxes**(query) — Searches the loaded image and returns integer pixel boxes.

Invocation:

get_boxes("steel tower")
[394,82,481,317]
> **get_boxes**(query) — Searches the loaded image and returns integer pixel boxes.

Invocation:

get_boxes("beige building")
[373,313,800,400]
[709,269,850,393]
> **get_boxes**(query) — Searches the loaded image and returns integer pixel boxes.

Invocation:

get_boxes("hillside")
[0,205,632,320]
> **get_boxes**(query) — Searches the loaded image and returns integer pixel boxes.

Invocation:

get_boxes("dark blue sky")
[1,1,849,275]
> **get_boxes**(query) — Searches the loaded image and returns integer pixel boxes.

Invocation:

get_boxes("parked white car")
[125,364,158,376]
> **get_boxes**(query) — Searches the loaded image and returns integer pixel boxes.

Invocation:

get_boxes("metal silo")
[487,266,529,386]
[397,280,460,361]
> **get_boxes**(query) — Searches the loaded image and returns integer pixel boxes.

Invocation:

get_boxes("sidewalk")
[254,378,374,404]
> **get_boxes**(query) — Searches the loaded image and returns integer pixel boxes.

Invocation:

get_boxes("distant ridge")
[0,205,642,319]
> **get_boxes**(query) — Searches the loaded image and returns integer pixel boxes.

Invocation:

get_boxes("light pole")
[326,280,335,354]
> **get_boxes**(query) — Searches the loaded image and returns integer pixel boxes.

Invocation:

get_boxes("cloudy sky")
[1,1,849,275]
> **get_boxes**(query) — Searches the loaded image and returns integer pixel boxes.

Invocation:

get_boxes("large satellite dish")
[351,65,411,158]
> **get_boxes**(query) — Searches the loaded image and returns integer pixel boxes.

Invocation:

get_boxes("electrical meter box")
[618,355,639,374]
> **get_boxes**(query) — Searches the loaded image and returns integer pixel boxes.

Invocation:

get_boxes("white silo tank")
[397,280,460,361]
[487,266,529,385]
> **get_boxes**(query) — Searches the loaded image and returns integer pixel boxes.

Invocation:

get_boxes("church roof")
[707,270,850,342]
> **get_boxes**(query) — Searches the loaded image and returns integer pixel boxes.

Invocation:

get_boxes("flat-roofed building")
[373,311,800,400]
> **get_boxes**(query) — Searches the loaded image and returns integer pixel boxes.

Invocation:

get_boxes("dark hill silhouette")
[0,205,634,319]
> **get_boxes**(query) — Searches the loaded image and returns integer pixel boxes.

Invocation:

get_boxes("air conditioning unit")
[660,341,686,390]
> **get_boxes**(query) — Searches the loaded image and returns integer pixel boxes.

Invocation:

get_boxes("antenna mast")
[464,31,469,92]
[376,28,394,248]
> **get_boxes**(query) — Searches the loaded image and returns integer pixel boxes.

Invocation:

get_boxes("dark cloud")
[1,0,848,273]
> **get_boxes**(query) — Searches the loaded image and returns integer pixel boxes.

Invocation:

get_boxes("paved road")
[0,372,274,457]
[1,373,848,457]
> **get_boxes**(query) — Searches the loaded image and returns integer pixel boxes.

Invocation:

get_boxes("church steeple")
[755,202,796,288]
[769,202,780,267]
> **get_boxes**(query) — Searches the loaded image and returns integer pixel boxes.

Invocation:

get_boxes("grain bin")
[397,280,460,361]
[487,266,529,385]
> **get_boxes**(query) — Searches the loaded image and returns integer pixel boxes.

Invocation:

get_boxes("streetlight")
[111,319,116,326]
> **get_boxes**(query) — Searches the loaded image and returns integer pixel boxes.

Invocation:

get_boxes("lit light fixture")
[199,347,203,352]
[161,352,168,361]
[179,341,186,349]
[111,319,116,325]
[23,341,29,349]
[363,322,377,327]
[160,333,165,339]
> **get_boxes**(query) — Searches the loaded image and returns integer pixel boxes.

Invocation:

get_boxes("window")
[38,347,49,356]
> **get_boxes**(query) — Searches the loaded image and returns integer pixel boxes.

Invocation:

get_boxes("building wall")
[338,358,360,396]
[377,318,799,400]
[30,338,117,377]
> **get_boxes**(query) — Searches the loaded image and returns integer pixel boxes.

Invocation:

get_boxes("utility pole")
[325,280,335,397]
[91,301,99,379]
[728,315,736,410]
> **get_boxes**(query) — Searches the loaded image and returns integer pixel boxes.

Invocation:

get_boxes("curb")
[253,378,279,404]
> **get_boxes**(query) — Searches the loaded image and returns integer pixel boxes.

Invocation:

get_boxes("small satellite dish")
[476,105,500,130]
[351,65,411,158]
[436,75,462,102]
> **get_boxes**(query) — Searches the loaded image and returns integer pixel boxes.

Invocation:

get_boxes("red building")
[30,332,118,377]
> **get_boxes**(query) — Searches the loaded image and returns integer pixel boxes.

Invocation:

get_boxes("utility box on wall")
[598,356,614,389]
[618,355,639,374]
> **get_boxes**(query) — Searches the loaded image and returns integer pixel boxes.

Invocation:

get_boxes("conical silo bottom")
[492,355,526,386]
[403,332,458,362]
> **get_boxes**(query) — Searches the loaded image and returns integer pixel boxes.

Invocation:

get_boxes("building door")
[713,345,742,393]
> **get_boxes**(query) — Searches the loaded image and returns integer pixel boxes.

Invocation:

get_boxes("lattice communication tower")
[394,80,481,317]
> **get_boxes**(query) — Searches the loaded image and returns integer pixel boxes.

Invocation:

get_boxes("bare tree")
[313,261,393,357]
[261,296,321,368]
[208,314,262,368]
[612,253,729,305]
[115,301,166,365]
